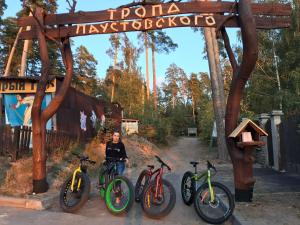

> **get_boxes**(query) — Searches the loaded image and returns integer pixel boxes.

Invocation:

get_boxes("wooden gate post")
[223,0,259,202]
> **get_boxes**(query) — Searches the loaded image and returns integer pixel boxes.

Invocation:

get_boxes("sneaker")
[115,197,121,205]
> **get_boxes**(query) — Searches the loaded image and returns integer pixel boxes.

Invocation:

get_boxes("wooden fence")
[0,125,77,161]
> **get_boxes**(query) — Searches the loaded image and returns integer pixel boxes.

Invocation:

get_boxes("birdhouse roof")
[229,118,268,138]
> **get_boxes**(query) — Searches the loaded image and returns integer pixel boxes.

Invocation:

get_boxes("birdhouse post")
[229,119,268,202]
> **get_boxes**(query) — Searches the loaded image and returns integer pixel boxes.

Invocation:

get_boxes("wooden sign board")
[0,79,56,94]
[17,1,292,40]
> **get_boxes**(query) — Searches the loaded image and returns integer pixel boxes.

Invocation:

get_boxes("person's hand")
[10,104,16,110]
[125,158,129,164]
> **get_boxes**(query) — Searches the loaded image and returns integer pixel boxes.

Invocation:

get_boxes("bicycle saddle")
[147,165,155,170]
[190,161,199,167]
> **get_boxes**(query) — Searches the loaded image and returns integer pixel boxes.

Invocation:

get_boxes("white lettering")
[108,9,117,20]
[194,15,204,25]
[100,23,109,32]
[120,21,129,30]
[121,8,130,19]
[135,6,146,18]
[167,3,180,14]
[152,4,163,17]
[205,15,216,26]
[132,20,142,30]
[156,18,165,28]
[76,24,86,34]
[89,25,99,34]
[168,17,177,26]
[180,16,191,25]
[145,19,153,29]
[111,22,118,32]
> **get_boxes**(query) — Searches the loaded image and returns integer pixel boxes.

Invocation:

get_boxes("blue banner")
[3,94,52,129]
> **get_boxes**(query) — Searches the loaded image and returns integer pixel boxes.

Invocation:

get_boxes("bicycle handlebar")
[155,155,171,171]
[105,156,127,162]
[72,152,96,165]
[207,160,216,172]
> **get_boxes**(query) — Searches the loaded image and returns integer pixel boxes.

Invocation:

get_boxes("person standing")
[105,130,128,175]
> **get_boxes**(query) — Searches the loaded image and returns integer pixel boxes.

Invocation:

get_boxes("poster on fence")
[3,94,52,129]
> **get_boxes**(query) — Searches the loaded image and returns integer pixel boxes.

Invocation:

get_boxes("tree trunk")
[111,35,118,102]
[32,7,74,193]
[223,0,259,202]
[111,72,115,102]
[204,27,227,161]
[144,32,150,101]
[192,95,196,123]
[141,83,145,113]
[172,95,175,109]
[211,28,228,160]
[151,43,157,110]
[0,94,3,124]
[19,12,33,77]
[4,27,22,76]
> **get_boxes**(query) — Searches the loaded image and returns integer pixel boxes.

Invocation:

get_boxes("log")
[17,2,291,27]
[18,15,291,40]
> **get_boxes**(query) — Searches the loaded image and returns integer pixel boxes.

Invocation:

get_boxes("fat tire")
[59,173,90,213]
[181,171,196,206]
[141,179,176,219]
[134,170,150,203]
[194,181,235,224]
[105,175,134,215]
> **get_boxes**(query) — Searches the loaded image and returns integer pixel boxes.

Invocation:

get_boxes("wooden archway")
[17,0,291,198]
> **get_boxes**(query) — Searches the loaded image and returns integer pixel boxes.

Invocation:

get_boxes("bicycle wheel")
[105,175,134,215]
[135,170,150,203]
[59,172,90,213]
[141,179,176,219]
[181,171,196,206]
[194,181,235,224]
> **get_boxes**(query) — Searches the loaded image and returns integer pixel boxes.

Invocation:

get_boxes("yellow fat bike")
[59,153,96,213]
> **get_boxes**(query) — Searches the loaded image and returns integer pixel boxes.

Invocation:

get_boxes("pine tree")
[72,45,98,95]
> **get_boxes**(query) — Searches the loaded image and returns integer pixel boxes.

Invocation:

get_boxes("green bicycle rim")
[105,178,130,213]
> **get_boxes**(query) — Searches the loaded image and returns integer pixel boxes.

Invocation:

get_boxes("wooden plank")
[19,15,291,40]
[26,127,31,152]
[0,125,3,155]
[17,2,291,27]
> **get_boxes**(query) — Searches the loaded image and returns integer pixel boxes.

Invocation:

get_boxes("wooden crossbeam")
[19,15,291,40]
[17,2,291,27]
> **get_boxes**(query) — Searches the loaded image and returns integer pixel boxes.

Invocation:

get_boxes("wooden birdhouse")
[229,119,268,149]
[229,119,268,202]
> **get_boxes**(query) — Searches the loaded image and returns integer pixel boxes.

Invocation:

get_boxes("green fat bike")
[181,161,235,224]
[98,157,134,215]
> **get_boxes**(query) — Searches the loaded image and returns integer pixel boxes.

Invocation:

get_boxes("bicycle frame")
[192,169,215,202]
[147,167,164,196]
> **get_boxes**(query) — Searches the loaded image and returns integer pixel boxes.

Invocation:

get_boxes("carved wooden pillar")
[31,7,74,193]
[223,0,259,202]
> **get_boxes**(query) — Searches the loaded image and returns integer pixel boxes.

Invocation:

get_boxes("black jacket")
[105,141,128,160]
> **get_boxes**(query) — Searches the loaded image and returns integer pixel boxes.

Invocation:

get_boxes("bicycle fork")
[71,166,82,192]
[207,170,215,202]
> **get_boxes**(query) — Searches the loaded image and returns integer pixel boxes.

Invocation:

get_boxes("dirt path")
[0,137,233,225]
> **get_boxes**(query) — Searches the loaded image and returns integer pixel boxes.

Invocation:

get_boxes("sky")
[4,0,239,89]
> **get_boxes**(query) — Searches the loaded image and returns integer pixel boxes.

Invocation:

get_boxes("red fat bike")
[135,155,176,219]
